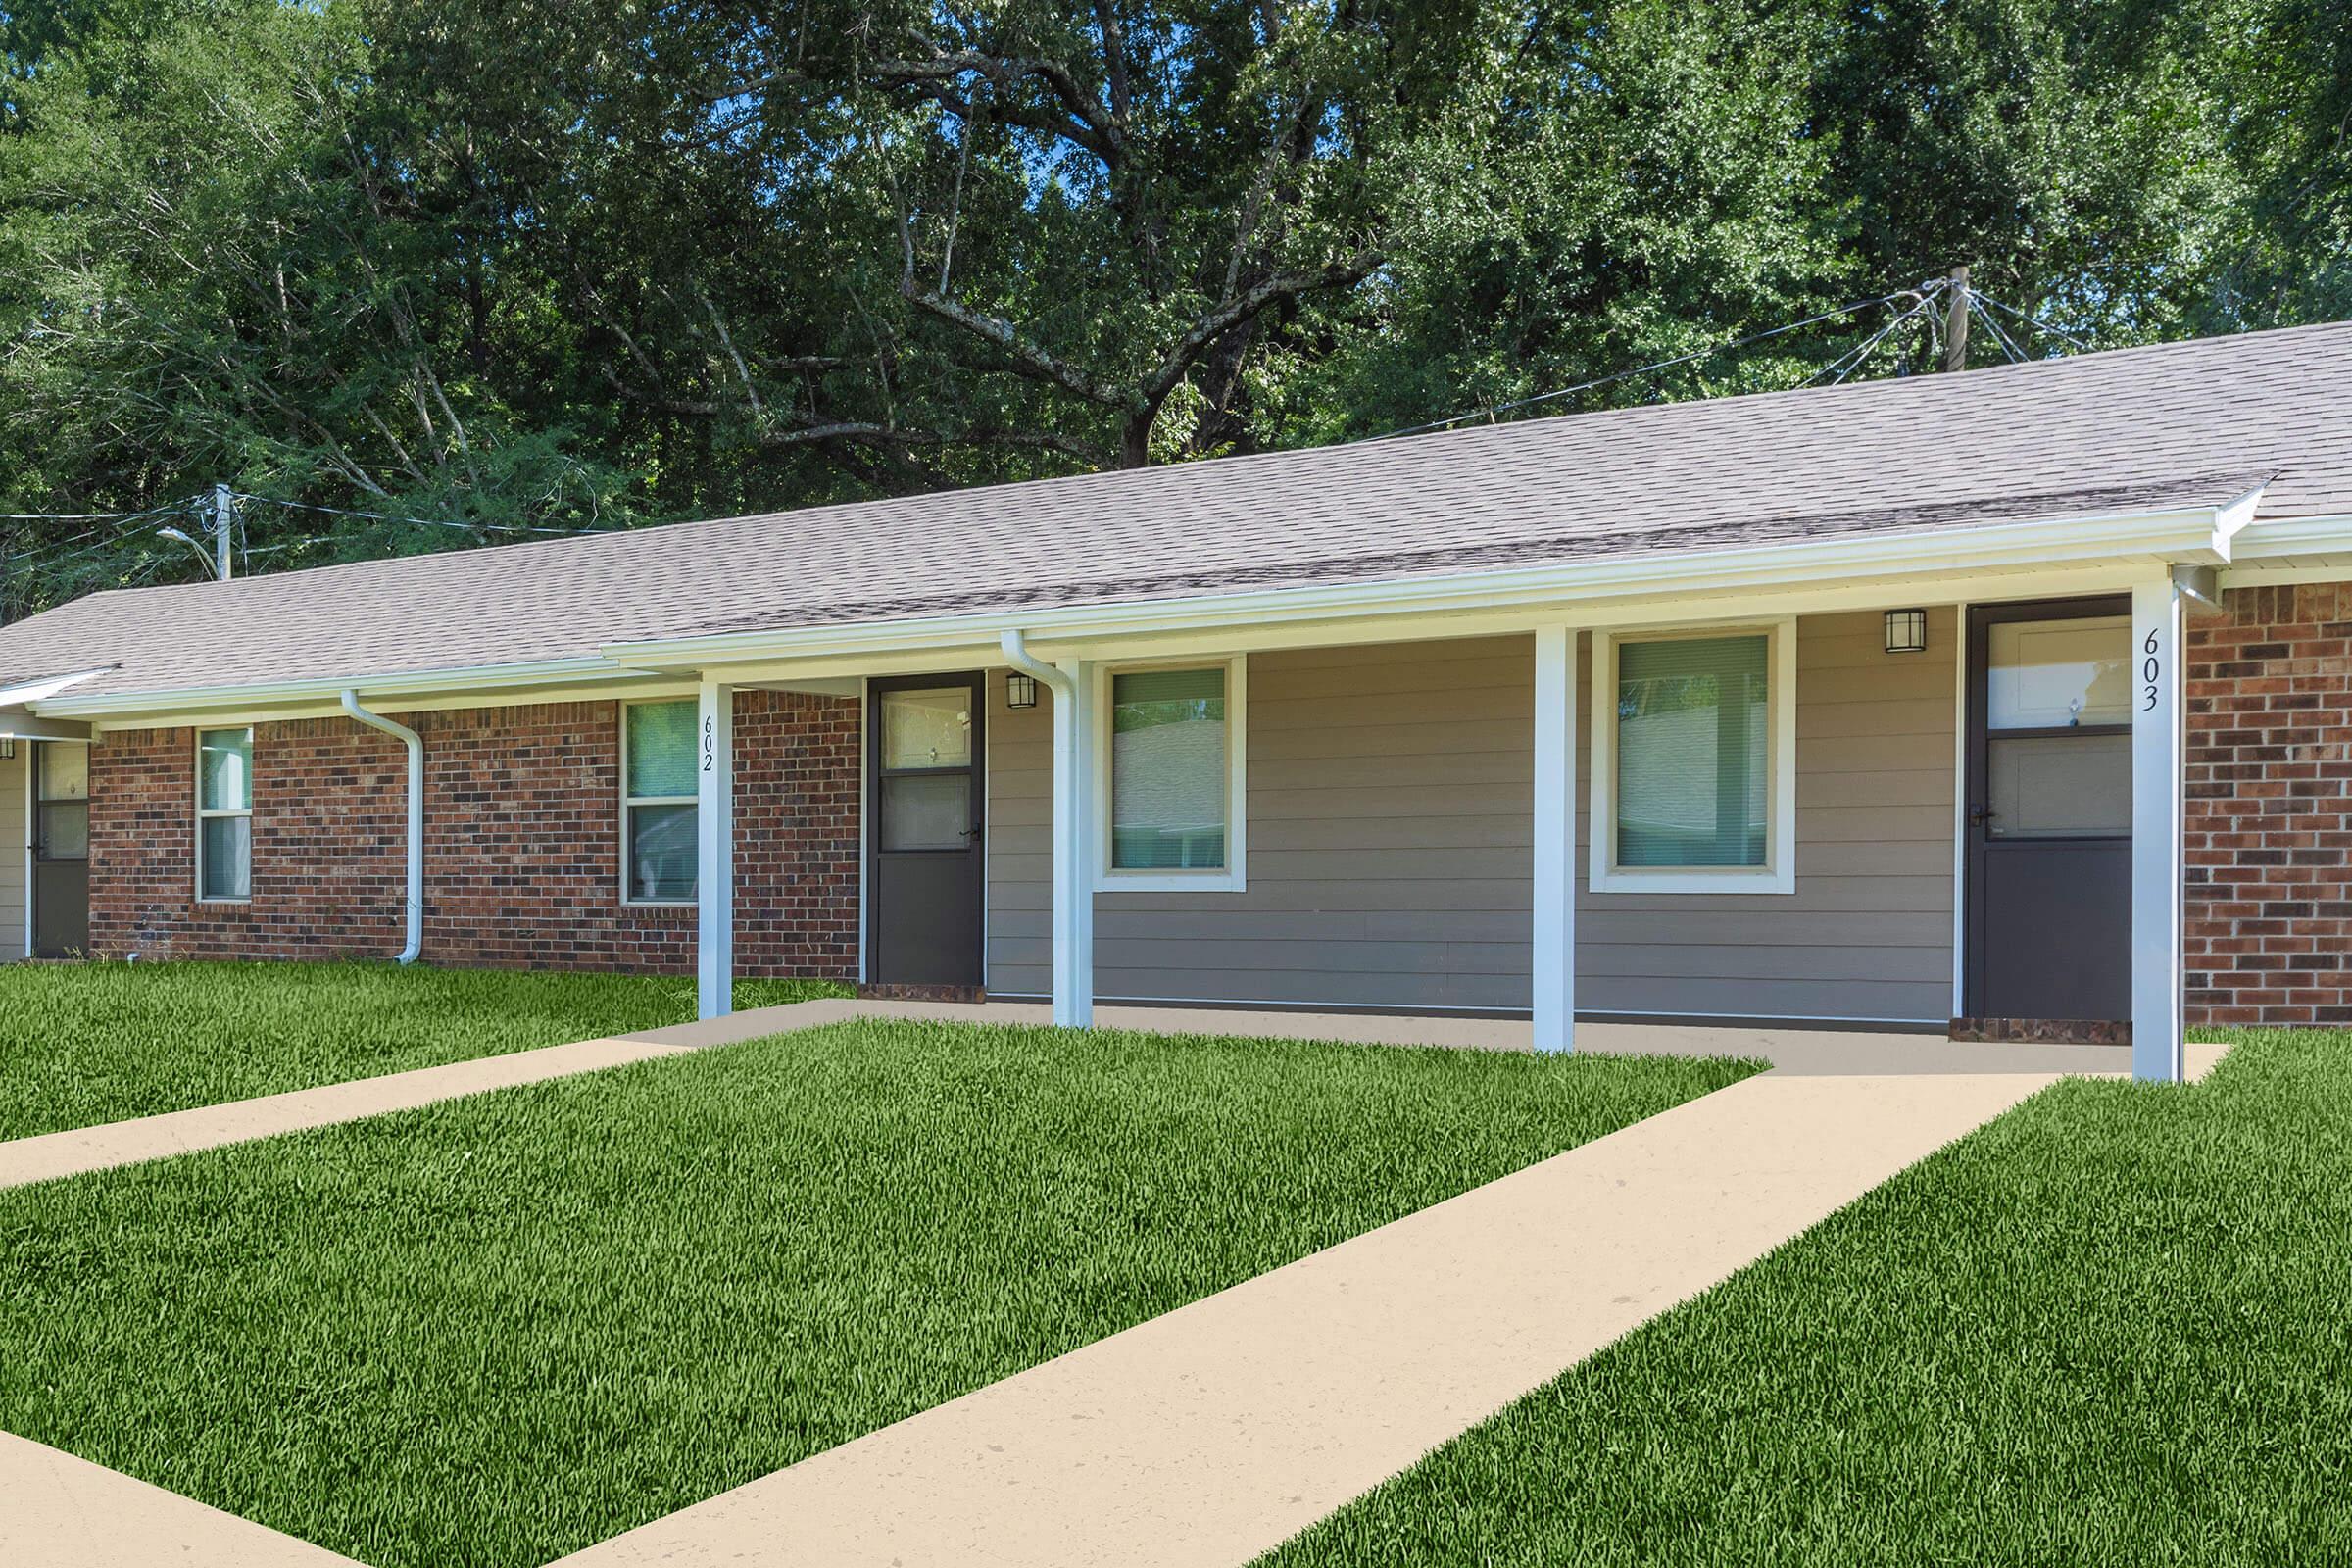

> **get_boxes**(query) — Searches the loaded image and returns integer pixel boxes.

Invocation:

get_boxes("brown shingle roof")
[7,319,2352,701]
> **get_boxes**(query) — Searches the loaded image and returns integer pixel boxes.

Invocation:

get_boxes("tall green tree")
[1,0,2347,614]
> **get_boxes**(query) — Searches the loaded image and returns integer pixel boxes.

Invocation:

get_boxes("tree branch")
[1141,254,1380,408]
[902,284,1135,409]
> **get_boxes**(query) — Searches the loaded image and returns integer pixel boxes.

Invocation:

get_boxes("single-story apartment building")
[4,321,2352,1081]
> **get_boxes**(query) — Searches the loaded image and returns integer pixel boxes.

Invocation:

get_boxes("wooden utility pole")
[213,483,234,580]
[1941,265,1971,372]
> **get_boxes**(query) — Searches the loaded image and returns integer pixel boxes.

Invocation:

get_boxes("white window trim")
[1589,618,1796,896]
[195,726,254,905]
[620,697,699,906]
[1091,655,1247,894]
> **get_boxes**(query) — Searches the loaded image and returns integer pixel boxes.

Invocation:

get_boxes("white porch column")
[2132,575,2186,1082]
[696,678,736,1022]
[1051,659,1096,1028]
[1532,624,1578,1053]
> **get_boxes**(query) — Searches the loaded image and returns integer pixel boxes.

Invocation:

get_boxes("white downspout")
[340,689,423,965]
[1000,630,1094,1028]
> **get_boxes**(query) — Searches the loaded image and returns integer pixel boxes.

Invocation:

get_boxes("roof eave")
[33,655,662,722]
[600,495,2259,672]
[30,492,2271,722]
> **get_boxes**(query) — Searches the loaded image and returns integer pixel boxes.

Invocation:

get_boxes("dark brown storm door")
[866,673,986,991]
[1963,599,2133,1021]
[32,740,90,957]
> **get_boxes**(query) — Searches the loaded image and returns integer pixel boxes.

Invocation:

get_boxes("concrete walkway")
[550,1036,2229,1568]
[0,1035,697,1190]
[0,1001,2227,1568]
[0,1003,856,1190]
[0,998,2136,1191]
[0,1431,365,1567]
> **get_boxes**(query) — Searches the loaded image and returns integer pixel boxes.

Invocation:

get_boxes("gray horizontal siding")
[0,750,23,960]
[985,611,1958,1022]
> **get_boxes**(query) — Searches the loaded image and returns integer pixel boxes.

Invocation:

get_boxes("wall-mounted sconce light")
[1005,672,1039,710]
[1884,608,1929,656]
[0,738,13,760]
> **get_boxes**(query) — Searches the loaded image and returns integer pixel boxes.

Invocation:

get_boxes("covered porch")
[675,548,2228,1085]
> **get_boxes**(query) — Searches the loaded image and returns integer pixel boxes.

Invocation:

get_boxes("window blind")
[1615,634,1769,868]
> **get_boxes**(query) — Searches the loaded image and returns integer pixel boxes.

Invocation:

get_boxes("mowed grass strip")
[1260,1028,2352,1568]
[0,1019,1757,1568]
[0,959,848,1140]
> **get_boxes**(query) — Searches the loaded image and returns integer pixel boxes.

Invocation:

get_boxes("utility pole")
[213,483,234,581]
[1941,265,1971,372]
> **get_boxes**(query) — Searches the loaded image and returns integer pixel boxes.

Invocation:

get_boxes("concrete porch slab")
[631,996,2158,1078]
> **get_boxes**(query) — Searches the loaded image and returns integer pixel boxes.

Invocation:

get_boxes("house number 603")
[2141,628,2161,711]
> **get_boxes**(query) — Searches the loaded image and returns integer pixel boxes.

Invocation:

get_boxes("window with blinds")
[623,700,698,903]
[197,728,253,901]
[1107,664,1233,874]
[1613,633,1771,869]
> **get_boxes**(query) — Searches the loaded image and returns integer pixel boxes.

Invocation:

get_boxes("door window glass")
[1987,732,2131,838]
[881,774,971,851]
[882,688,972,769]
[38,744,87,802]
[1987,616,2131,729]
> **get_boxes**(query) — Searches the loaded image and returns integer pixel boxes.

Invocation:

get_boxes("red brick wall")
[2185,582,2352,1027]
[88,692,859,977]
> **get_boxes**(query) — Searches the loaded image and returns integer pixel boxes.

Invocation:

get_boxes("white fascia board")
[36,655,665,723]
[31,497,2251,723]
[0,666,117,707]
[599,501,2240,674]
[2220,511,2352,561]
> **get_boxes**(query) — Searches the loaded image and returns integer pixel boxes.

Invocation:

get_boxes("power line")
[231,491,615,538]
[0,506,210,574]
[241,533,341,560]
[1374,281,1953,440]
[1975,291,2091,350]
[1969,297,2028,364]
[0,497,202,522]
[1806,283,1949,387]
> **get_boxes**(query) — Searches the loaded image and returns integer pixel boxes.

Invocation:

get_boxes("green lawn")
[0,1019,1757,1568]
[0,959,848,1141]
[1260,1028,2352,1568]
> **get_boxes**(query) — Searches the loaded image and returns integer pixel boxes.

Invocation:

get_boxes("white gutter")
[0,666,116,707]
[27,490,2280,724]
[42,656,659,722]
[998,628,1071,702]
[339,690,424,965]
[600,496,2258,672]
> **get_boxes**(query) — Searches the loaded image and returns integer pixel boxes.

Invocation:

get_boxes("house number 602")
[2141,628,2161,711]
[703,716,716,771]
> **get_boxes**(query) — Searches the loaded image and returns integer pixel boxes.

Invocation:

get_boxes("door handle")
[1968,806,1996,824]
[959,824,982,840]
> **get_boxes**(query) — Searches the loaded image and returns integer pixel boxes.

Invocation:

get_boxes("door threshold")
[1949,1017,2131,1046]
[858,983,988,1004]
